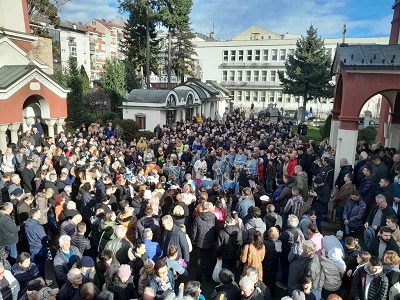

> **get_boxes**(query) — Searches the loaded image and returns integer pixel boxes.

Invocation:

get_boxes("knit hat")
[118,264,131,279]
[37,288,59,300]
[336,230,344,237]
[80,256,94,268]
[291,290,306,300]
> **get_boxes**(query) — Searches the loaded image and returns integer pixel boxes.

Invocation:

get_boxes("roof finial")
[342,24,347,44]
[28,50,35,65]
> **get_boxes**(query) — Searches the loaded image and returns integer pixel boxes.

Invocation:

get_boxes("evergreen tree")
[170,23,197,83]
[100,58,126,114]
[66,58,85,124]
[124,60,140,92]
[119,0,160,79]
[278,25,334,122]
[80,65,91,94]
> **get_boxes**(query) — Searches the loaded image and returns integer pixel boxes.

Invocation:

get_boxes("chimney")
[210,31,215,39]
[390,0,400,44]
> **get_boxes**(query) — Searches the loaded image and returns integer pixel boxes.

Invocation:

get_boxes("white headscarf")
[328,247,346,273]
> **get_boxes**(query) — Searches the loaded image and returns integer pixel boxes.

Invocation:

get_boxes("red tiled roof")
[94,19,124,30]
[66,21,103,35]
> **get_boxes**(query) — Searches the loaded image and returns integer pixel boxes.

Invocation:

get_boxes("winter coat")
[107,275,135,300]
[148,271,175,297]
[295,171,309,202]
[98,220,118,252]
[263,238,281,277]
[310,183,331,214]
[243,218,266,244]
[0,212,20,246]
[192,211,217,249]
[287,158,298,176]
[117,212,137,243]
[299,215,315,240]
[144,239,163,262]
[24,218,47,251]
[79,191,96,223]
[105,238,133,264]
[53,246,82,286]
[136,216,160,242]
[71,233,91,255]
[353,264,389,300]
[318,163,334,190]
[320,256,344,291]
[344,247,361,273]
[335,164,353,189]
[215,225,242,261]
[21,167,35,194]
[56,280,78,300]
[35,192,50,225]
[235,197,255,223]
[359,174,378,206]
[276,180,295,207]
[334,182,355,208]
[375,162,389,182]
[343,198,367,229]
[280,226,304,255]
[367,205,396,231]
[380,183,394,206]
[210,282,241,300]
[0,270,19,300]
[241,243,265,281]
[162,225,190,263]
[369,236,400,258]
[11,262,39,295]
[288,253,322,291]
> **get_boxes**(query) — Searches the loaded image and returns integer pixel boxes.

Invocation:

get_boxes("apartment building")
[193,25,389,115]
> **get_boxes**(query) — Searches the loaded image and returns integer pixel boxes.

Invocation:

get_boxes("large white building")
[193,26,389,116]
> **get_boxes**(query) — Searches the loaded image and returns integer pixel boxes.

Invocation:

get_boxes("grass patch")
[293,125,322,144]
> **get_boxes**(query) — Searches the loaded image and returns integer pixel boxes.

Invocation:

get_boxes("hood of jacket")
[247,218,265,230]
[223,225,240,236]
[24,217,40,228]
[199,211,216,222]
[364,262,383,276]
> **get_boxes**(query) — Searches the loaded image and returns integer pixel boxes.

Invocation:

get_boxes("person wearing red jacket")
[287,151,298,176]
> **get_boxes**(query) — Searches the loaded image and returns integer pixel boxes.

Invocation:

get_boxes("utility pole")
[342,24,347,44]
[167,32,171,89]
[146,18,150,89]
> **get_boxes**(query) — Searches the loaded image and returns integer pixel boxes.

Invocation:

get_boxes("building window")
[271,49,278,61]
[237,71,243,81]
[270,70,276,82]
[230,50,236,61]
[111,38,116,43]
[285,94,291,103]
[223,50,228,61]
[269,92,275,102]
[280,49,287,61]
[255,50,260,61]
[245,91,250,101]
[136,115,146,129]
[69,46,77,57]
[253,91,259,102]
[295,96,300,103]
[229,70,235,81]
[263,50,268,61]
[246,71,251,81]
[237,91,242,101]
[260,91,266,102]
[247,50,252,61]
[238,50,244,61]
[253,70,259,82]
[261,71,267,81]
[277,92,283,102]
[222,71,227,81]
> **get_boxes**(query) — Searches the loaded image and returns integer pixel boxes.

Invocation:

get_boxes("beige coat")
[241,243,265,280]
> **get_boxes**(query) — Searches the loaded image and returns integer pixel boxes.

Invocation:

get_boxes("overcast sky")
[61,0,393,39]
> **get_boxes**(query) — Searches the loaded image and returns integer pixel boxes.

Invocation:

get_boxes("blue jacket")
[24,218,48,251]
[343,198,366,229]
[11,262,39,290]
[148,270,175,296]
[144,239,163,262]
[235,197,255,223]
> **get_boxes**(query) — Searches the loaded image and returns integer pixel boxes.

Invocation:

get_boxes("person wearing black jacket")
[352,256,389,300]
[57,268,84,300]
[210,269,241,300]
[192,201,218,282]
[335,158,353,189]
[378,177,394,206]
[318,157,334,190]
[215,215,242,275]
[263,227,281,297]
[161,215,190,263]
[368,226,400,259]
[309,176,330,233]
[364,195,396,235]
[21,160,35,194]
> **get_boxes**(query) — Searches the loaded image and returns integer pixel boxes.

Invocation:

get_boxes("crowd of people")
[0,108,399,300]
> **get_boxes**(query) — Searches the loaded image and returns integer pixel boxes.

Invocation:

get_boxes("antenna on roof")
[342,24,347,44]
[209,8,215,39]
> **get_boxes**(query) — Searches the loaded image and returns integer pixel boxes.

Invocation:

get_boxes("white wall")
[60,30,91,76]
[0,0,26,33]
[123,108,165,131]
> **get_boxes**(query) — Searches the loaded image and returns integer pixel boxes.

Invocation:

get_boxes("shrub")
[135,130,155,140]
[358,126,377,145]
[319,114,332,140]
[112,119,139,143]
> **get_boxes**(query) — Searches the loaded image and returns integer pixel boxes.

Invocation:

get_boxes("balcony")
[220,80,282,89]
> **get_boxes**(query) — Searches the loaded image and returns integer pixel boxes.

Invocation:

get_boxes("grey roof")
[174,89,190,101]
[187,85,207,100]
[207,81,230,94]
[332,44,400,73]
[127,89,172,103]
[0,65,36,89]
[191,80,219,95]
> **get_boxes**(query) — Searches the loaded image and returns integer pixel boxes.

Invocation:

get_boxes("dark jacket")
[79,191,96,223]
[104,238,133,264]
[148,271,175,297]
[56,280,78,300]
[107,275,135,300]
[359,174,378,206]
[352,264,389,300]
[53,246,82,286]
[263,238,281,277]
[136,216,161,242]
[235,197,255,223]
[21,167,35,194]
[241,286,265,300]
[71,233,91,255]
[344,247,361,273]
[215,225,242,261]
[210,282,241,300]
[11,262,39,294]
[318,163,334,190]
[380,183,394,206]
[193,211,217,249]
[310,183,331,214]
[369,236,400,258]
[367,204,396,230]
[375,162,388,182]
[276,180,295,207]
[24,218,47,251]
[162,225,190,263]
[343,198,366,229]
[0,212,20,246]
[335,164,353,189]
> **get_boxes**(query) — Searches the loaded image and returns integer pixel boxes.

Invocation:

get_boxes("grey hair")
[59,235,71,245]
[67,201,76,210]
[143,287,155,296]
[302,240,316,253]
[161,214,173,224]
[376,194,386,202]
[1,202,13,211]
[143,228,153,239]
[64,185,72,192]
[239,275,254,291]
[11,174,20,182]
[67,268,81,281]
[115,225,127,238]
[246,267,259,279]
[287,214,299,228]
[143,259,155,267]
